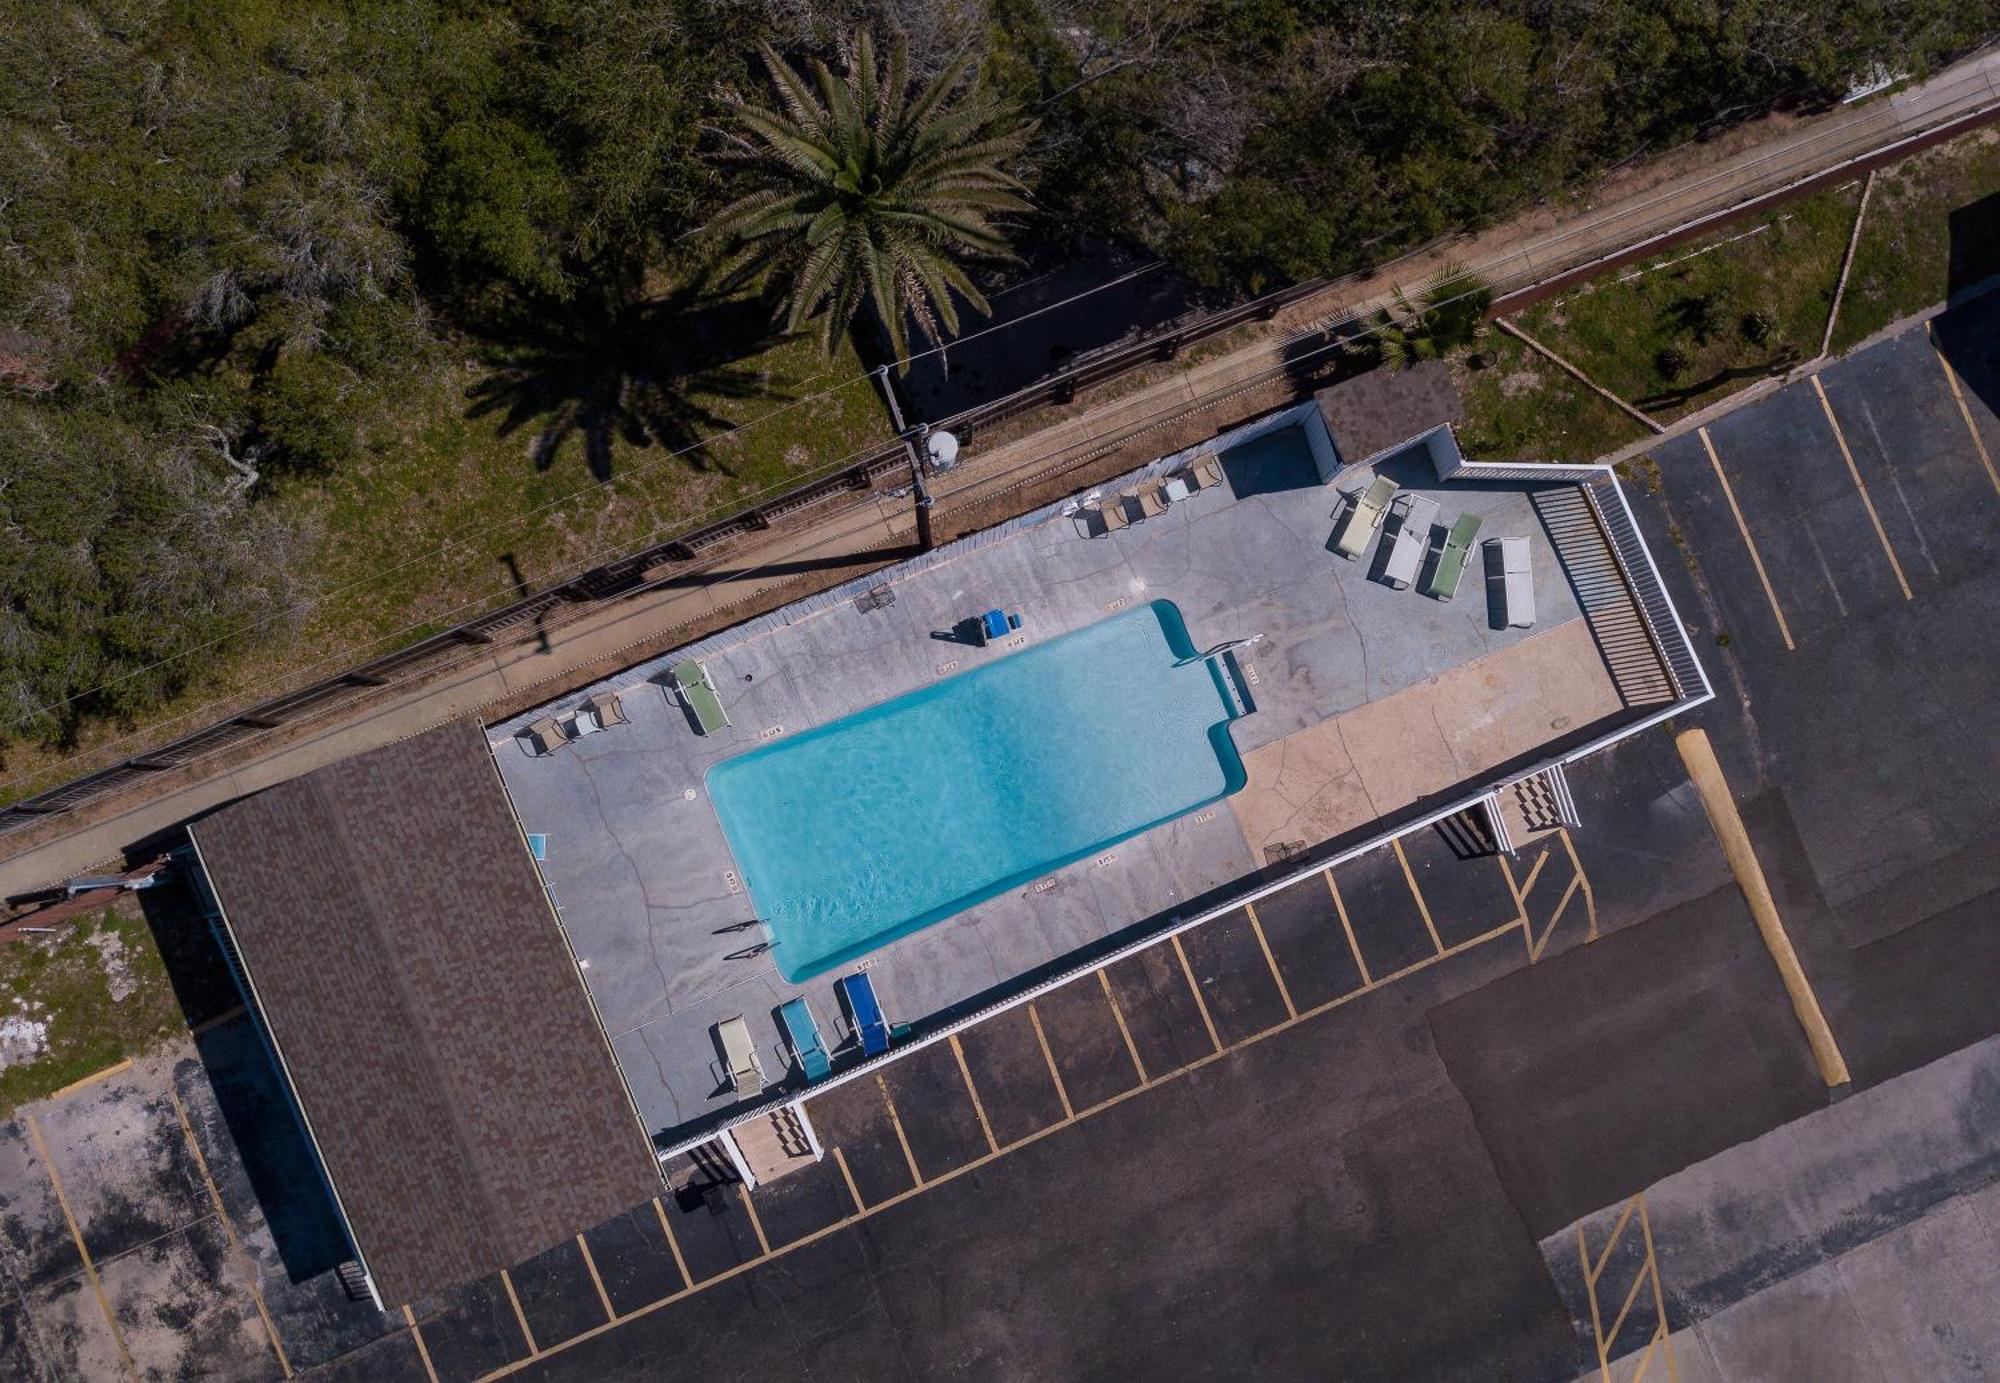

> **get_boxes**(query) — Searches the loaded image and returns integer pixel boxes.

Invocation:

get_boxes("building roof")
[1313,359,1465,467]
[190,719,661,1307]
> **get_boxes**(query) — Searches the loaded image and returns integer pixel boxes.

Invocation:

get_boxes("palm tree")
[1360,264,1492,370]
[708,32,1034,368]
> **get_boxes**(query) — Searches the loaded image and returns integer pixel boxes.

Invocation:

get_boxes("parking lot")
[1629,290,2000,1091]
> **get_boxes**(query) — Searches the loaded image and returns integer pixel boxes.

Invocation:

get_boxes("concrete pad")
[1695,1263,1891,1382]
[96,1216,271,1382]
[0,1119,82,1290]
[1834,1193,2000,1379]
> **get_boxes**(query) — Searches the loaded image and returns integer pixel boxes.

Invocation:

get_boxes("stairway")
[1531,486,1677,707]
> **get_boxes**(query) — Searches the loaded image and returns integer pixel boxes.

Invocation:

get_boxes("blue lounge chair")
[779,997,832,1082]
[837,972,892,1057]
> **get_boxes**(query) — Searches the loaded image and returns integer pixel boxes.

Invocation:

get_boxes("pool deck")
[492,415,1619,1148]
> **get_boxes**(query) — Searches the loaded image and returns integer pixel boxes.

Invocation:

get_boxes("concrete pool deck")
[491,411,1623,1148]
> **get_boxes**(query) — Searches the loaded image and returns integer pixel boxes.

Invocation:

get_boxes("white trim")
[1483,791,1515,856]
[716,1128,758,1190]
[185,829,385,1313]
[793,1100,825,1162]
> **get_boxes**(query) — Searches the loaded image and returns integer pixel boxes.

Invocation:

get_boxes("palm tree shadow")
[465,284,792,482]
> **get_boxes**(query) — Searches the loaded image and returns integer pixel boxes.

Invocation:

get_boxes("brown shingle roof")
[191,719,661,1307]
[1313,359,1464,467]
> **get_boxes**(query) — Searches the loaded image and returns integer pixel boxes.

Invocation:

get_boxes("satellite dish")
[926,429,960,470]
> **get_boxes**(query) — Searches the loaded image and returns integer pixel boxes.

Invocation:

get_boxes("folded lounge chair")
[837,971,892,1058]
[1422,513,1482,601]
[584,690,628,727]
[1097,494,1134,534]
[1381,494,1440,590]
[1192,455,1225,491]
[718,1014,765,1098]
[779,997,832,1082]
[522,716,568,756]
[1135,485,1169,521]
[1333,475,1400,560]
[671,659,731,735]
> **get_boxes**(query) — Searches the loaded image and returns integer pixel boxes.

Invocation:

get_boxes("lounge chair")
[521,716,568,756]
[1192,455,1226,491]
[671,660,731,735]
[1097,494,1134,534]
[718,1014,765,1098]
[1135,486,1168,521]
[1332,475,1399,560]
[584,690,628,727]
[837,971,892,1058]
[1422,513,1482,601]
[1380,494,1440,590]
[1486,537,1536,628]
[779,997,832,1082]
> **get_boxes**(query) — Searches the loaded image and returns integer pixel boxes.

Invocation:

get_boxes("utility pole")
[872,365,935,553]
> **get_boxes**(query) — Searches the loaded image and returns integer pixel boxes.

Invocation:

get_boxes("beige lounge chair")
[1135,486,1168,521]
[583,691,628,727]
[718,1014,765,1098]
[1333,475,1399,560]
[522,717,567,756]
[1192,455,1225,490]
[1098,494,1135,533]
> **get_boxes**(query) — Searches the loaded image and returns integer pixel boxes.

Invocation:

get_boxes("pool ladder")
[1186,635,1261,719]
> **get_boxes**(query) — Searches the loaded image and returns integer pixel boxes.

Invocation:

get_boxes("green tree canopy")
[708,31,1035,364]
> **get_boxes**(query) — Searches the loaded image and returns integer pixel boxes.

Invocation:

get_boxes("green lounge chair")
[779,997,832,1082]
[672,659,731,735]
[1333,475,1399,560]
[1422,513,1482,601]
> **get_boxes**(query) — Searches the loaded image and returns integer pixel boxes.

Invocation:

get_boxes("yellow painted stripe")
[169,1088,291,1376]
[1172,933,1224,1053]
[651,1198,691,1293]
[404,1306,441,1383]
[949,1034,1000,1152]
[736,1183,770,1257]
[500,1268,538,1356]
[1928,320,2000,495]
[874,1073,924,1186]
[1323,871,1372,986]
[1027,1001,1075,1119]
[1699,427,1796,650]
[46,1057,133,1102]
[27,1114,137,1379]
[1243,904,1298,1019]
[1393,839,1445,955]
[1813,374,1912,600]
[832,1145,866,1212]
[576,1233,616,1321]
[1096,970,1151,1083]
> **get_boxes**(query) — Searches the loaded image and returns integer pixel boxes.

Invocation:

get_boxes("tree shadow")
[463,282,793,482]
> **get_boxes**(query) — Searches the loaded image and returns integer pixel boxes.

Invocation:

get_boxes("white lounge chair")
[1486,537,1536,628]
[1381,494,1440,590]
[718,1014,765,1098]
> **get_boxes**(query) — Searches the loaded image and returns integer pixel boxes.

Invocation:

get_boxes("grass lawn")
[1831,127,2000,353]
[1453,332,1650,462]
[0,904,185,1117]
[1509,183,1860,422]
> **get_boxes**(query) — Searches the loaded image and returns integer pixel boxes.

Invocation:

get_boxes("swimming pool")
[707,600,1246,982]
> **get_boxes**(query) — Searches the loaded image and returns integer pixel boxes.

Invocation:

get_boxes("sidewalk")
[4,46,1998,899]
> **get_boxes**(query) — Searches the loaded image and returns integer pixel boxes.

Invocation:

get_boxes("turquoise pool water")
[707,600,1246,983]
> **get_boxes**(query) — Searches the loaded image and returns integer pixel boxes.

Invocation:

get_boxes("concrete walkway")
[5,46,1998,899]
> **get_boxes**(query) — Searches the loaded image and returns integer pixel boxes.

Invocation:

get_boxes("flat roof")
[495,404,1641,1149]
[191,719,663,1307]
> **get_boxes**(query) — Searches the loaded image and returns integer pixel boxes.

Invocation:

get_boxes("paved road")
[5,46,1998,901]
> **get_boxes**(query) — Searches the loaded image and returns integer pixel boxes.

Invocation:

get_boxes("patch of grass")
[1831,128,2000,353]
[1513,184,1860,421]
[1454,333,1650,462]
[0,905,184,1117]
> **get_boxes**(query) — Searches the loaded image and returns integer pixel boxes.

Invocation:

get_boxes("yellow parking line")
[832,1146,865,1212]
[466,915,1531,1383]
[25,1114,136,1380]
[1698,427,1797,650]
[1928,320,2000,495]
[500,1268,538,1356]
[1516,846,1550,901]
[1027,1002,1075,1119]
[1172,933,1225,1053]
[404,1305,441,1383]
[1323,871,1373,986]
[1096,969,1152,1082]
[736,1183,771,1257]
[1812,375,1912,600]
[949,1034,1001,1152]
[1529,876,1582,962]
[651,1198,692,1293]
[1393,839,1445,955]
[1242,904,1298,1019]
[576,1234,616,1321]
[1639,1198,1679,1383]
[168,1088,292,1376]
[1559,828,1598,939]
[46,1057,134,1102]
[874,1073,924,1186]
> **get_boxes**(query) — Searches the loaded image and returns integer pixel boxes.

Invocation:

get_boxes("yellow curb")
[1676,729,1850,1087]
